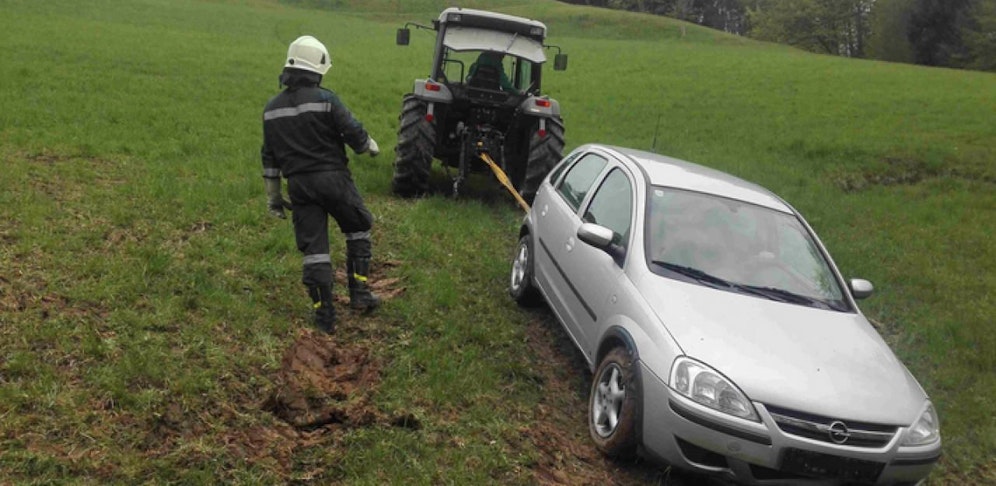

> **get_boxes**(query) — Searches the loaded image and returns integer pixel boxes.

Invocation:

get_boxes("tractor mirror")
[554,53,568,71]
[396,28,411,46]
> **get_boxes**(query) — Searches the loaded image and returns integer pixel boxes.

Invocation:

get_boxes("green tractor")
[392,7,568,203]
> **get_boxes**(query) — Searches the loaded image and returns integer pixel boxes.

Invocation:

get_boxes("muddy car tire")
[391,95,435,197]
[518,116,564,203]
[509,234,542,307]
[589,346,639,458]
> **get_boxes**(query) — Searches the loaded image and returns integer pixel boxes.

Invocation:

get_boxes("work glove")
[366,137,380,157]
[264,178,291,219]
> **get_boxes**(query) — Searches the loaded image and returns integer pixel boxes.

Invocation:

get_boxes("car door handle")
[566,236,575,252]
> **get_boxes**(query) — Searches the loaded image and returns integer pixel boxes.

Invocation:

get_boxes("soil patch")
[827,157,937,192]
[262,330,383,430]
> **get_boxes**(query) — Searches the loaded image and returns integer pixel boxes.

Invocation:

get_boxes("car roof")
[594,145,793,213]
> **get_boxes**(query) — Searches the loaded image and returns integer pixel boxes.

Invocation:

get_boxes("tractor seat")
[468,64,501,90]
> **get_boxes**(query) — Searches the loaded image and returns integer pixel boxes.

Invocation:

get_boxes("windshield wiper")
[737,284,831,307]
[653,261,847,310]
[651,261,734,289]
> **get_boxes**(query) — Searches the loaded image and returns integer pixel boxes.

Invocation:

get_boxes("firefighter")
[261,35,380,334]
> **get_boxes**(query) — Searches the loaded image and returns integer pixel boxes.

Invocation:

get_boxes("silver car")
[509,144,941,485]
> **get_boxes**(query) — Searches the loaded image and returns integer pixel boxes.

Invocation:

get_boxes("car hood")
[643,278,926,425]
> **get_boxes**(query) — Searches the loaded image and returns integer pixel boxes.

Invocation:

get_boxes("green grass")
[1,0,993,483]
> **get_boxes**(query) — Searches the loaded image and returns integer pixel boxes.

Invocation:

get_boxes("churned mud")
[262,332,384,430]
[262,260,410,433]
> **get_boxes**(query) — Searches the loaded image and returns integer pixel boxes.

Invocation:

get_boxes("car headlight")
[670,356,759,422]
[902,402,940,446]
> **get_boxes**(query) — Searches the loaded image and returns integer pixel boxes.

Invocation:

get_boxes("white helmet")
[284,35,331,75]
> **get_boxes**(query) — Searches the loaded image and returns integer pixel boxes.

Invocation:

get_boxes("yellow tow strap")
[479,152,531,213]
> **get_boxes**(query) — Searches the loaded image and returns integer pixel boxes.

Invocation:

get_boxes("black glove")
[264,178,291,219]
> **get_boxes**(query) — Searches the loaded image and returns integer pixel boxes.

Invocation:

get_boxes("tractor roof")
[437,7,547,40]
[443,27,546,63]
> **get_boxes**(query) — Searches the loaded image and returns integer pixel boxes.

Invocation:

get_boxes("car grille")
[766,405,898,448]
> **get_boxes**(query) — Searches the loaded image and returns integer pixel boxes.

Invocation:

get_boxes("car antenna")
[651,114,662,153]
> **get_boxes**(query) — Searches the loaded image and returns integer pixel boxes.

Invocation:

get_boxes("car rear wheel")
[589,346,638,458]
[509,234,542,307]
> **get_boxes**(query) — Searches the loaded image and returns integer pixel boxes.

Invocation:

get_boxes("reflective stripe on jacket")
[261,69,370,178]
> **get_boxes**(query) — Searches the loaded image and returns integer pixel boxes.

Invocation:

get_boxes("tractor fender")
[412,79,454,104]
[517,95,561,118]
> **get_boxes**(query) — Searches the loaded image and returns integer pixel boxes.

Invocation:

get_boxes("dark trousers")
[287,170,373,287]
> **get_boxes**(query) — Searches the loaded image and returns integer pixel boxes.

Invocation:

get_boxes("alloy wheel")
[510,241,529,293]
[592,363,626,438]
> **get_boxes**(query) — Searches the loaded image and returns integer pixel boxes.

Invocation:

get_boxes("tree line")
[560,0,996,71]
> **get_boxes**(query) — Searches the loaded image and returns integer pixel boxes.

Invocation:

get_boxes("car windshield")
[646,187,849,311]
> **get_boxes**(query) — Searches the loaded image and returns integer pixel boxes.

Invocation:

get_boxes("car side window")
[556,153,608,212]
[583,168,634,250]
[548,151,580,187]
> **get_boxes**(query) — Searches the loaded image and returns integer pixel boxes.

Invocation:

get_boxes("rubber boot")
[308,284,336,333]
[347,258,380,311]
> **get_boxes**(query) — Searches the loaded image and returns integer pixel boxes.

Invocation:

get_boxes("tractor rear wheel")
[519,116,565,203]
[391,95,436,197]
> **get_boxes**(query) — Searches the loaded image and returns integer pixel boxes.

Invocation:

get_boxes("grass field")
[1,0,993,483]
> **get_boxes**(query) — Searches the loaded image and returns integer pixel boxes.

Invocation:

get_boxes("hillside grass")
[0,0,993,483]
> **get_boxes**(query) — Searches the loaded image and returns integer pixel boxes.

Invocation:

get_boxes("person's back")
[468,51,517,93]
[263,68,367,176]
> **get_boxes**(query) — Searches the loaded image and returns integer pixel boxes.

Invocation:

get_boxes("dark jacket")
[261,69,370,178]
[468,52,517,93]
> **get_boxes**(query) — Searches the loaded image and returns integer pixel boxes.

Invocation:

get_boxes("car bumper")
[638,362,941,485]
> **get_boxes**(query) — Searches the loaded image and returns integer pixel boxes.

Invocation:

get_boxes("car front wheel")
[589,346,639,458]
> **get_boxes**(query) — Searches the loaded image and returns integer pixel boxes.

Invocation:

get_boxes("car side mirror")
[554,53,568,71]
[396,28,411,46]
[850,279,874,300]
[578,223,614,249]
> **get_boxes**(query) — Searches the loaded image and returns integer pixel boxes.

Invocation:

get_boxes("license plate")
[781,448,884,483]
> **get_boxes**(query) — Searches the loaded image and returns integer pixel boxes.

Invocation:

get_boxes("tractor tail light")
[425,82,441,92]
[425,113,434,122]
[537,129,547,138]
[535,99,551,108]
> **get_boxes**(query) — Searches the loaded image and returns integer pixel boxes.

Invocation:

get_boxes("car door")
[561,166,636,357]
[532,152,609,353]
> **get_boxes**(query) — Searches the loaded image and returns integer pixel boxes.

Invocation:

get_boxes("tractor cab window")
[440,49,539,94]
[439,26,545,93]
[515,61,534,93]
[442,49,529,93]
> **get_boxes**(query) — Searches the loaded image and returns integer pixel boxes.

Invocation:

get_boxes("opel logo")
[828,421,851,444]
